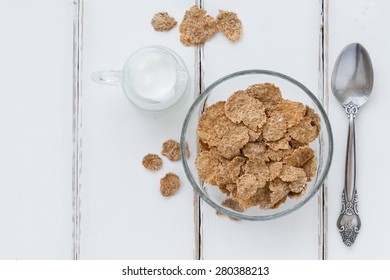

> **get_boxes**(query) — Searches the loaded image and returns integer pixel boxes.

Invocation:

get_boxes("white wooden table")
[1,0,389,260]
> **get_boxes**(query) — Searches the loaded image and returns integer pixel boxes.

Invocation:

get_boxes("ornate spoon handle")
[337,189,361,246]
[337,103,361,246]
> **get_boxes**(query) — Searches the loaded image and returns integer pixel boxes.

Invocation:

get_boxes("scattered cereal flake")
[272,100,307,128]
[268,161,283,181]
[303,156,317,180]
[151,12,177,32]
[288,107,321,144]
[142,153,163,171]
[161,140,190,161]
[216,210,224,216]
[244,158,269,188]
[279,165,307,182]
[216,210,240,221]
[237,174,259,200]
[161,139,180,161]
[242,141,267,158]
[262,111,287,141]
[222,198,244,212]
[179,6,218,46]
[266,135,291,151]
[283,146,315,167]
[246,83,282,110]
[224,90,267,131]
[160,172,180,197]
[216,210,239,221]
[216,10,242,42]
[226,156,246,181]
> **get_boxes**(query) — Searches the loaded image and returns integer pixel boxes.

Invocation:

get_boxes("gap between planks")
[192,0,205,261]
[317,0,328,260]
[319,0,329,260]
[72,0,83,260]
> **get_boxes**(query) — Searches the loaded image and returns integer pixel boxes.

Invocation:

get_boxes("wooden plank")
[327,0,390,259]
[200,0,324,259]
[73,0,83,260]
[80,0,197,259]
[0,1,75,259]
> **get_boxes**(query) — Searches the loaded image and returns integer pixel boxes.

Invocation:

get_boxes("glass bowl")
[180,70,333,221]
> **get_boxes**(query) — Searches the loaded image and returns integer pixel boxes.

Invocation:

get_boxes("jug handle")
[91,70,122,86]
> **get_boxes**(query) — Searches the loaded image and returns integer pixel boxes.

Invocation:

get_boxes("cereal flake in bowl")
[180,70,333,220]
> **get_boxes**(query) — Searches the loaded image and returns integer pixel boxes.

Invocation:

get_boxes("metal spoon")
[331,43,374,247]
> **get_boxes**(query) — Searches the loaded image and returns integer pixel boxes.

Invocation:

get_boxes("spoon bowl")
[331,43,374,108]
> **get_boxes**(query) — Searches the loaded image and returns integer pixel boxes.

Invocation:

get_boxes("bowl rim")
[180,69,333,221]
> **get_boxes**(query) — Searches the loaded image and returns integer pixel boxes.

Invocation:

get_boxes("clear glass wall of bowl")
[181,70,333,221]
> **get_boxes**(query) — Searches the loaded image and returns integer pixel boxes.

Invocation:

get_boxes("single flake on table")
[216,10,242,42]
[161,139,189,161]
[179,6,218,46]
[151,12,177,32]
[142,153,163,171]
[160,172,180,197]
